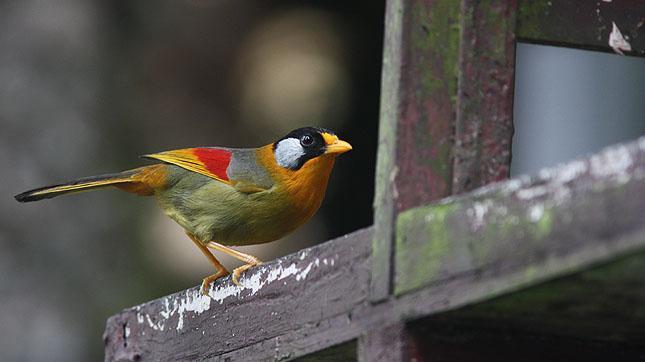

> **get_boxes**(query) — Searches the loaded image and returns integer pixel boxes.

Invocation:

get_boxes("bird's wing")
[142,147,271,194]
[142,147,233,185]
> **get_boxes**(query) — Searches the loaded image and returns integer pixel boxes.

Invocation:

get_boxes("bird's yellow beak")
[322,133,353,155]
[325,139,353,154]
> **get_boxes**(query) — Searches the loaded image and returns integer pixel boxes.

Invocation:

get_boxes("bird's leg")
[186,233,230,295]
[206,241,263,285]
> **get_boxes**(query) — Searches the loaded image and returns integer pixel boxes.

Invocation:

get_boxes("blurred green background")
[2,1,384,360]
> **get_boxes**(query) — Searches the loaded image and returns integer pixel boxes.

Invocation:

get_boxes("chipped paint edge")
[131,249,340,332]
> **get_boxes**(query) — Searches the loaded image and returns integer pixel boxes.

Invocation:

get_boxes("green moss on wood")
[411,0,461,103]
[394,198,560,296]
[534,206,553,239]
[395,203,458,295]
[485,4,512,59]
[517,0,552,39]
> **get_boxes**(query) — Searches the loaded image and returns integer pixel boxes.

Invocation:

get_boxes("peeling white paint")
[517,159,588,205]
[503,179,524,193]
[124,326,130,338]
[296,263,313,281]
[528,204,544,223]
[468,200,493,230]
[471,176,529,199]
[554,160,587,184]
[590,144,633,183]
[516,186,548,200]
[160,297,177,320]
[146,314,165,331]
[209,261,318,301]
[127,257,325,331]
[174,290,211,330]
[609,22,632,55]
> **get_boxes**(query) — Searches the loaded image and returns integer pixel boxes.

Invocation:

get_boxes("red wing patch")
[192,148,231,181]
[143,148,232,183]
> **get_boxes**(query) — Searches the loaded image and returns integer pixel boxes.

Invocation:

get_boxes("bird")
[15,126,352,295]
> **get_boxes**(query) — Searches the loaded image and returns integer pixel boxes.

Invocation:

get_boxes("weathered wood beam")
[105,136,645,361]
[396,137,645,295]
[517,0,645,57]
[104,227,373,361]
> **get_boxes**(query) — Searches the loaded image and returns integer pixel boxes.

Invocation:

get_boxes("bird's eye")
[301,134,314,146]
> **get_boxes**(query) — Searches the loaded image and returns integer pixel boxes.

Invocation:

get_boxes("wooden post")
[453,0,517,192]
[369,0,514,360]
[371,0,517,302]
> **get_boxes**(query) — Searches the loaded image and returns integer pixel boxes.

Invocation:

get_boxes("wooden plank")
[453,0,517,193]
[105,137,645,361]
[104,228,373,362]
[396,136,645,294]
[517,0,645,57]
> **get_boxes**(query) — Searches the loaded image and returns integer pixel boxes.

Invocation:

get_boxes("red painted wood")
[393,0,517,207]
[393,0,461,212]
[453,0,517,192]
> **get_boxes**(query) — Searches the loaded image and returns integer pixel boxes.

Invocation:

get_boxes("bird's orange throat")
[258,145,336,219]
[283,154,336,215]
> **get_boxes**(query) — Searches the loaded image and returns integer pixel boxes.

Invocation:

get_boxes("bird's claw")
[231,260,263,286]
[200,268,230,296]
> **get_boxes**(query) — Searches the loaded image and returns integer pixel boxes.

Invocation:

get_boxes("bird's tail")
[14,165,166,202]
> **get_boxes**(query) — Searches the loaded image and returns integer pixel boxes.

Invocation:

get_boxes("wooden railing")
[104,1,645,360]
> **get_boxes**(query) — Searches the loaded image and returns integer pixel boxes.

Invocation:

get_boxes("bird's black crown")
[273,127,335,170]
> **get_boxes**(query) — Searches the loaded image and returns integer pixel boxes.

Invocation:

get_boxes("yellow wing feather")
[142,148,232,185]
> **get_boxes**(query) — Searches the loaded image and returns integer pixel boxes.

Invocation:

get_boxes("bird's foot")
[200,268,230,296]
[231,259,263,286]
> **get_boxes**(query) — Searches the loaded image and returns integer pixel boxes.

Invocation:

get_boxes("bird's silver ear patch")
[275,138,305,169]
